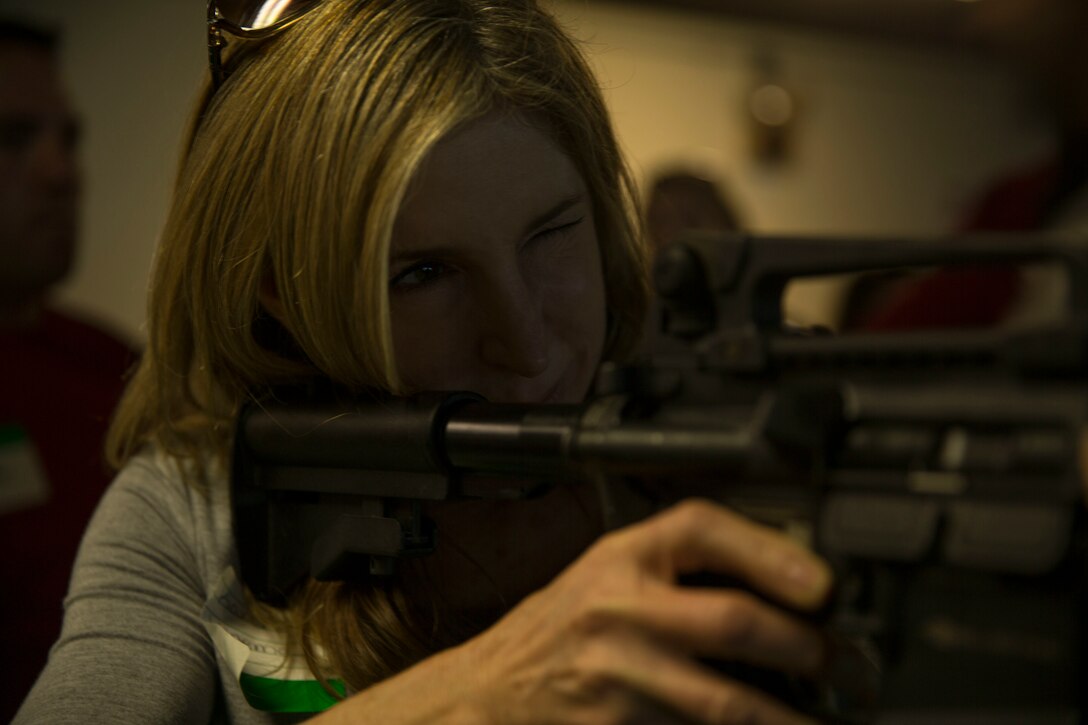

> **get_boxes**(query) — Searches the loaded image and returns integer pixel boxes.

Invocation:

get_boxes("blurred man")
[645,170,743,253]
[0,19,135,719]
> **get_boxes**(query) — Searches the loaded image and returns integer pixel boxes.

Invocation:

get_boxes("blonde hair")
[108,0,648,692]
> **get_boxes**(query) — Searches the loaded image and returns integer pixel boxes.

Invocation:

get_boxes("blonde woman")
[16,1,831,723]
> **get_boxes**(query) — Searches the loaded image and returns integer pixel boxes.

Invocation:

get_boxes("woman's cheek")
[391,279,467,383]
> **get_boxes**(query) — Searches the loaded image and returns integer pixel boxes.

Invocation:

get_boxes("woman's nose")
[479,279,551,378]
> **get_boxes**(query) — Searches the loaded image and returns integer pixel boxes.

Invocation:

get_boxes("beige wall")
[1,0,1052,338]
[548,1,1051,234]
[544,1,1053,325]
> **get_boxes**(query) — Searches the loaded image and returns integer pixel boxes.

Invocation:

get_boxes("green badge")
[0,424,51,515]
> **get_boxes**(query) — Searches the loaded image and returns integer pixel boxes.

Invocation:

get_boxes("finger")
[601,583,826,676]
[608,636,820,725]
[616,499,833,611]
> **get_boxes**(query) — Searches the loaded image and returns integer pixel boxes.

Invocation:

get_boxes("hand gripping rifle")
[232,233,1087,723]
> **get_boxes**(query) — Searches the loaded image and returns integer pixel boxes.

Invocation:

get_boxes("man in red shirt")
[0,18,136,718]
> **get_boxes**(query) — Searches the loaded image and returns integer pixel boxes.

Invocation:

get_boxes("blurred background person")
[641,168,745,353]
[645,168,744,253]
[845,0,1088,331]
[0,18,136,719]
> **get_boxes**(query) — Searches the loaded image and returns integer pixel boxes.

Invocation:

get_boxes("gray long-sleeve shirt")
[15,449,325,724]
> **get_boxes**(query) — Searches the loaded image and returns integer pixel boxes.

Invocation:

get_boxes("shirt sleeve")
[14,456,219,724]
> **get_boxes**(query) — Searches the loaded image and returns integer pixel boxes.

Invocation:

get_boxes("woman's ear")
[258,273,289,326]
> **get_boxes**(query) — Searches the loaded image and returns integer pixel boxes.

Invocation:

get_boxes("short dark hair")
[0,18,59,54]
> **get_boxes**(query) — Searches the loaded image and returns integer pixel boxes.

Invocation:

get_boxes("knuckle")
[557,642,623,702]
[670,497,719,528]
[678,497,717,519]
[594,526,631,556]
[715,593,760,651]
[569,533,624,578]
[582,529,639,572]
[570,601,618,638]
[705,687,760,725]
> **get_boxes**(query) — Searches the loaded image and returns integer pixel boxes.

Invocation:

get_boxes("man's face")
[0,44,80,305]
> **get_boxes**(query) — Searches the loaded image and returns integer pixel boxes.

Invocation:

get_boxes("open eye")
[390,261,449,290]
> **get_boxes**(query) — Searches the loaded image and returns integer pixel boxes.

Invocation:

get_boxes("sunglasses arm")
[207,2,228,91]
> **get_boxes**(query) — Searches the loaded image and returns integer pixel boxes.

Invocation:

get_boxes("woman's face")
[388,111,607,404]
[388,111,610,613]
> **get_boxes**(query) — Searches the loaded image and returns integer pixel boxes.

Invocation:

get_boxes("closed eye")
[527,216,584,247]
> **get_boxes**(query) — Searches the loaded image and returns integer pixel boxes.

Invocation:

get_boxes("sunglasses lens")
[215,0,324,32]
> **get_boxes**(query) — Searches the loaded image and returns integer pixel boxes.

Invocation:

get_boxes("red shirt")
[0,308,136,719]
[860,160,1058,330]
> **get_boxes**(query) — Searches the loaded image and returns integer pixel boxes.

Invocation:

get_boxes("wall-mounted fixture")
[746,50,799,164]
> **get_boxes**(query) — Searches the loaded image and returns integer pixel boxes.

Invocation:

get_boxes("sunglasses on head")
[206,0,325,90]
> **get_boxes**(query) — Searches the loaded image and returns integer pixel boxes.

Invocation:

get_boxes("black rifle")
[232,233,1087,724]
